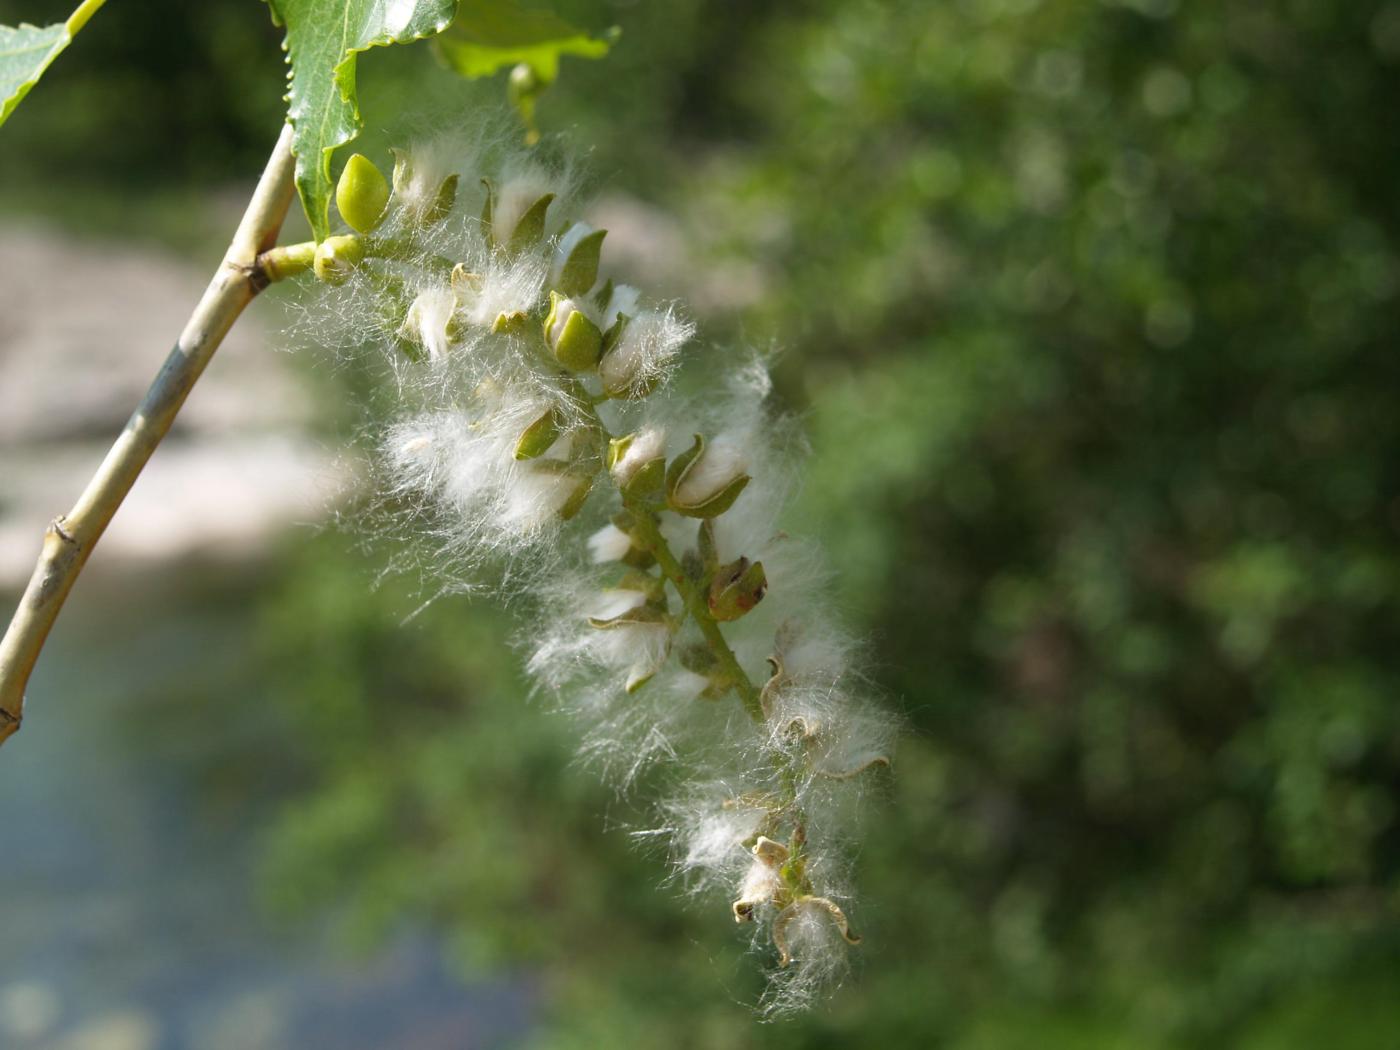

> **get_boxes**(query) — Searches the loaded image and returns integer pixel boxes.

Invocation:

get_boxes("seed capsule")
[544,292,604,372]
[665,434,751,518]
[708,557,768,622]
[514,406,565,460]
[335,153,390,233]
[607,430,666,499]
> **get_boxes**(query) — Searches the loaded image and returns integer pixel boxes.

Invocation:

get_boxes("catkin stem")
[574,397,807,854]
[623,502,765,722]
[0,122,298,748]
[622,495,809,872]
[566,383,766,722]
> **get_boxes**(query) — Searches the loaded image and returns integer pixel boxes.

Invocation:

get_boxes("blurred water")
[0,568,534,1050]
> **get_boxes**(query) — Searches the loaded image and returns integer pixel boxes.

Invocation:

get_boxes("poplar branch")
[0,122,298,747]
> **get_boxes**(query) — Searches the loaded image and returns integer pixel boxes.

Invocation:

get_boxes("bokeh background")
[3,0,1400,1046]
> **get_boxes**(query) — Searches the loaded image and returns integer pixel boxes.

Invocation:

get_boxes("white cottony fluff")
[381,387,586,575]
[599,308,694,398]
[501,462,580,529]
[389,140,458,225]
[292,125,894,1018]
[455,252,549,333]
[651,785,768,892]
[589,587,647,622]
[586,523,634,564]
[400,286,456,362]
[760,899,854,1017]
[601,283,641,329]
[492,160,573,245]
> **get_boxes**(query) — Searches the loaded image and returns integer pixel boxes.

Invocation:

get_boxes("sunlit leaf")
[264,0,458,242]
[436,0,615,84]
[0,0,104,127]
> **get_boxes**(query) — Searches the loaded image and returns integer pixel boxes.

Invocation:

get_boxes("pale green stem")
[257,241,316,282]
[622,502,765,722]
[260,236,452,284]
[65,0,108,35]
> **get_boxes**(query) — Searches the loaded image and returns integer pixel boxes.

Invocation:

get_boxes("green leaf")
[264,0,458,242]
[0,0,105,127]
[436,0,615,83]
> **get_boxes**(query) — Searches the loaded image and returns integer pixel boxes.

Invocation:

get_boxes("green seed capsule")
[556,227,607,297]
[514,406,565,460]
[335,154,390,234]
[544,292,603,372]
[708,557,768,622]
[664,434,751,518]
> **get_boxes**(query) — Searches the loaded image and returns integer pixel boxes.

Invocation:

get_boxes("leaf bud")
[708,557,767,622]
[508,61,542,99]
[665,434,751,518]
[544,291,603,372]
[312,235,364,284]
[259,241,317,283]
[335,153,390,233]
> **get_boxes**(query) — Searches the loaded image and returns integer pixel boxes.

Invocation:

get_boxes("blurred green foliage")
[8,0,1400,1045]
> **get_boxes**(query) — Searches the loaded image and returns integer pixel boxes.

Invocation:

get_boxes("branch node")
[238,259,272,294]
[48,516,77,546]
